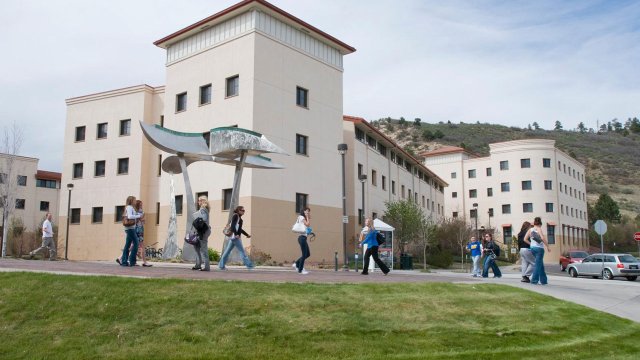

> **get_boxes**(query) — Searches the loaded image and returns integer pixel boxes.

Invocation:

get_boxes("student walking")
[218,206,254,270]
[135,200,152,267]
[30,213,56,260]
[358,218,390,275]
[481,233,502,278]
[518,221,534,283]
[466,236,483,277]
[524,217,550,285]
[292,207,311,275]
[192,196,211,271]
[119,196,142,267]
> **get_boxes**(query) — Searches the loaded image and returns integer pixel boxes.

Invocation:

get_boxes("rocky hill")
[370,118,640,219]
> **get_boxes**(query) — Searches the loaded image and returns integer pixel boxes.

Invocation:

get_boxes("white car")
[567,253,640,281]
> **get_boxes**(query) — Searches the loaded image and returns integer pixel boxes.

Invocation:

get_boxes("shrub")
[208,248,220,262]
[425,248,453,268]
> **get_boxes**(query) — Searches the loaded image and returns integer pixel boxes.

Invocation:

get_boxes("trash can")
[400,254,413,270]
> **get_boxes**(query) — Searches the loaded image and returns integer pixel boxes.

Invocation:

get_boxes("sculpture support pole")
[221,150,247,258]
[179,156,197,260]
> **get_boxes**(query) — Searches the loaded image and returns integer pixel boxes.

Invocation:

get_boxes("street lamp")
[472,203,479,240]
[338,143,348,271]
[65,183,73,260]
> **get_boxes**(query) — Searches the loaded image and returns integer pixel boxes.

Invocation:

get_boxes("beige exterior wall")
[424,139,588,263]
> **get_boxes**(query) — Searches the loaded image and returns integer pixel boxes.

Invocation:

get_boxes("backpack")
[192,217,209,235]
[376,231,386,245]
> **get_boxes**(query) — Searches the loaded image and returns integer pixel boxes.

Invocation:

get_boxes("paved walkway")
[1,259,638,322]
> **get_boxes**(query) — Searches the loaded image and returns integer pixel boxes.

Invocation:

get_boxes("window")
[296,86,308,108]
[558,160,561,170]
[469,189,477,198]
[176,92,187,112]
[195,192,209,208]
[295,134,308,155]
[200,84,212,105]
[160,115,164,127]
[401,185,405,199]
[488,208,494,217]
[358,209,363,225]
[544,180,552,190]
[563,164,566,173]
[487,188,493,197]
[157,155,162,176]
[355,128,365,142]
[501,182,510,192]
[486,167,492,176]
[547,224,556,244]
[561,204,564,214]
[422,195,425,207]
[391,181,396,195]
[15,199,25,209]
[408,189,412,200]
[372,212,378,220]
[502,204,511,214]
[470,209,477,219]
[452,192,457,198]
[371,170,377,186]
[226,75,239,97]
[378,143,387,157]
[452,212,458,218]
[75,126,85,142]
[117,158,129,175]
[36,179,57,188]
[451,172,457,179]
[155,202,160,225]
[115,205,125,222]
[520,158,531,168]
[175,195,183,215]
[295,193,308,213]
[503,226,512,244]
[521,180,532,190]
[366,135,376,148]
[94,160,105,177]
[97,123,108,139]
[17,175,27,186]
[73,163,83,179]
[499,160,509,170]
[71,208,81,224]
[543,158,551,168]
[40,201,49,211]
[117,120,131,137]
[382,175,386,190]
[92,207,103,223]
[468,169,476,178]
[523,203,533,213]
[546,203,554,212]
[222,189,232,211]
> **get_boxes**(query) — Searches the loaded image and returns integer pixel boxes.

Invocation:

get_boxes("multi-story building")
[422,139,588,263]
[0,153,61,247]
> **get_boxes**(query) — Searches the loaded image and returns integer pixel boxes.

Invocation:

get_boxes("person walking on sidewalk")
[119,196,142,267]
[30,213,56,260]
[524,217,550,285]
[518,221,534,283]
[218,206,254,270]
[192,196,211,271]
[358,218,390,275]
[466,236,483,277]
[481,233,502,278]
[292,207,311,275]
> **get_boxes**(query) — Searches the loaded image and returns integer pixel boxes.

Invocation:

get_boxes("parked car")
[567,253,640,281]
[559,250,589,271]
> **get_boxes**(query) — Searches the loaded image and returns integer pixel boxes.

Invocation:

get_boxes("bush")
[425,248,453,268]
[208,248,220,262]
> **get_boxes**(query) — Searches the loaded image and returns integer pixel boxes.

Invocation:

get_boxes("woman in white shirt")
[524,217,551,285]
[120,195,142,267]
[292,207,311,275]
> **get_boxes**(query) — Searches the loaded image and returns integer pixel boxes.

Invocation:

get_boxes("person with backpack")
[191,196,211,271]
[524,217,550,285]
[518,221,534,283]
[481,233,502,278]
[358,217,390,275]
[218,205,254,270]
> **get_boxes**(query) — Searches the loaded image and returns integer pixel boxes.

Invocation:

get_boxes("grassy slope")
[1,273,639,359]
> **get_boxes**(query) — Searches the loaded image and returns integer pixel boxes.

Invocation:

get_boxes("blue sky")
[1,0,639,171]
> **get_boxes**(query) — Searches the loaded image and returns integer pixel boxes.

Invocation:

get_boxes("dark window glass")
[17,175,27,186]
[544,180,552,190]
[500,160,509,170]
[502,204,511,214]
[73,163,83,179]
[522,180,532,190]
[75,126,86,142]
[222,189,232,210]
[296,86,308,108]
[503,226,512,244]
[295,193,308,213]
[469,189,477,198]
[486,167,492,176]
[176,92,187,112]
[355,128,365,142]
[92,207,103,223]
[487,188,493,197]
[547,225,555,244]
[117,158,129,175]
[468,169,476,178]
[97,123,108,139]
[155,202,160,225]
[94,160,105,177]
[15,199,25,209]
[36,179,57,188]
[543,158,551,168]
[296,134,308,155]
[545,203,554,212]
[115,205,125,222]
[175,195,183,215]
[200,84,212,105]
[71,208,81,224]
[523,203,533,213]
[40,201,49,211]
[501,182,510,192]
[521,158,531,168]
[119,119,131,136]
[226,75,239,97]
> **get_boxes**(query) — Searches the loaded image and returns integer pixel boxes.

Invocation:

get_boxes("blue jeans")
[219,237,253,269]
[295,235,310,272]
[482,256,502,277]
[471,255,481,276]
[530,247,548,284]
[121,228,139,266]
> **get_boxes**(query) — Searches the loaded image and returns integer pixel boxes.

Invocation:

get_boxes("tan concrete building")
[422,139,589,263]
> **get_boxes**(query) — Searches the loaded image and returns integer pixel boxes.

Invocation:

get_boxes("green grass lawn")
[1,273,638,359]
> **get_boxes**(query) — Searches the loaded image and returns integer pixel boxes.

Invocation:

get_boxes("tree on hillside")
[577,122,586,133]
[398,117,406,128]
[532,122,540,130]
[554,121,563,131]
[422,129,434,141]
[1,122,24,257]
[383,200,424,260]
[629,117,640,134]
[612,118,623,132]
[433,130,444,139]
[413,118,421,127]
[593,193,621,223]
[527,124,532,130]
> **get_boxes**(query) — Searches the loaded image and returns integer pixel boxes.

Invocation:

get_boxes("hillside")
[371,119,640,218]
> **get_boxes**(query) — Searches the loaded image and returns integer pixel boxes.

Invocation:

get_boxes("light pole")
[472,203,479,240]
[65,183,73,260]
[338,143,349,271]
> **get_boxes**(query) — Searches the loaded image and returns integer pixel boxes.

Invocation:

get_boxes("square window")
[176,92,187,112]
[502,204,511,214]
[486,167,492,176]
[468,169,476,178]
[296,134,308,155]
[469,189,477,198]
[17,175,27,186]
[296,86,308,108]
[470,209,477,218]
[15,199,25,209]
[543,158,551,168]
[487,188,493,197]
[175,195,183,215]
[119,119,131,136]
[73,163,83,179]
[40,201,49,211]
[117,158,129,175]
[452,211,458,218]
[94,160,105,177]
[226,75,239,97]
[546,203,554,212]
[200,84,212,105]
[544,180,552,190]
[97,123,108,139]
[520,158,531,168]
[222,189,232,211]
[501,182,510,192]
[115,205,125,222]
[71,208,81,224]
[500,160,509,170]
[75,126,86,142]
[523,203,533,213]
[452,192,457,198]
[92,207,103,223]
[451,172,457,179]
[295,193,308,213]
[521,180,532,190]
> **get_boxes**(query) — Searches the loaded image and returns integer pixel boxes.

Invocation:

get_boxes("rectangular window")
[378,143,387,157]
[543,158,551,168]
[15,199,25,209]
[355,128,365,142]
[468,169,476,178]
[487,188,493,197]
[75,126,86,142]
[199,84,212,105]
[486,167,492,176]
[546,203,554,212]
[401,185,405,199]
[452,192,457,198]
[36,179,57,188]
[92,207,103,223]
[501,182,510,192]
[115,205,125,223]
[544,180,552,190]
[295,134,308,155]
[422,195,425,207]
[71,208,81,224]
[176,92,187,112]
[73,163,83,179]
[119,119,131,136]
[469,189,477,198]
[547,225,556,244]
[502,204,511,214]
[226,75,239,97]
[452,211,458,218]
[160,115,164,127]
[296,86,308,108]
[366,135,376,148]
[94,160,105,177]
[523,203,533,213]
[295,193,308,213]
[488,208,494,217]
[97,123,108,139]
[372,212,378,220]
[391,181,396,195]
[470,209,477,219]
[40,201,49,211]
[503,226,513,244]
[175,195,183,215]
[158,154,162,176]
[522,180,532,190]
[117,158,129,175]
[17,175,27,186]
[222,189,232,211]
[520,158,531,168]
[357,164,364,178]
[382,175,386,190]
[371,170,377,186]
[451,172,457,179]
[358,209,363,225]
[155,202,160,225]
[500,160,509,170]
